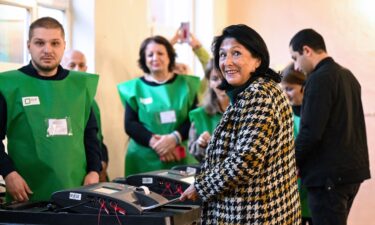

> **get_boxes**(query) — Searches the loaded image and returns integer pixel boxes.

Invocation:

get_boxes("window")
[0,4,29,63]
[0,0,69,68]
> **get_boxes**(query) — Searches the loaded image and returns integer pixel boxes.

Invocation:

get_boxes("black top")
[124,76,196,146]
[296,57,370,187]
[0,62,102,177]
[292,105,301,117]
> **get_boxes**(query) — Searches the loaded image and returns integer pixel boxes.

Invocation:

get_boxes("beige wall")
[94,0,149,179]
[226,0,375,224]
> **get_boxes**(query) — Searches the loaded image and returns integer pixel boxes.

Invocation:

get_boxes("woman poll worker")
[117,35,200,176]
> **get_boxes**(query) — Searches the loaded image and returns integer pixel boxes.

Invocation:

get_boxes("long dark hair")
[212,24,280,85]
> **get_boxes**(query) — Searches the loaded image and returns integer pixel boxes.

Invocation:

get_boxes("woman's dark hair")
[202,59,224,115]
[212,24,280,83]
[281,63,306,85]
[138,35,176,73]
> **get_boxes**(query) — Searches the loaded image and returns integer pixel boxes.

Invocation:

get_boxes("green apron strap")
[189,107,222,136]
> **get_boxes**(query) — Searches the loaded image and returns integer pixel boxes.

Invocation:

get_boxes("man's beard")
[32,60,59,74]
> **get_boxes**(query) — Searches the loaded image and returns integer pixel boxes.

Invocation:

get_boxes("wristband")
[171,131,181,145]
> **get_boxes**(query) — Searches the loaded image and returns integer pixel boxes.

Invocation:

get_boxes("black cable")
[54,199,93,212]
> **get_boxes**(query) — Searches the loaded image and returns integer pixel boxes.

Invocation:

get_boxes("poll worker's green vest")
[189,107,222,136]
[118,75,200,176]
[0,70,98,201]
[293,113,311,217]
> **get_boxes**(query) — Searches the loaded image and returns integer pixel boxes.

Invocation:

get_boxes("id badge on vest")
[45,117,73,137]
[159,110,177,124]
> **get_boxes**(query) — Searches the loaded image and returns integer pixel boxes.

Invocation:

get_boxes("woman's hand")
[84,171,99,185]
[149,134,161,148]
[180,184,198,201]
[197,131,211,148]
[152,134,177,156]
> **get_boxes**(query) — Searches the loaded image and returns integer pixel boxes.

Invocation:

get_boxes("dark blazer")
[296,57,370,187]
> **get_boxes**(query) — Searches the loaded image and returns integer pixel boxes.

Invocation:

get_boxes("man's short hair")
[29,17,65,40]
[289,29,326,54]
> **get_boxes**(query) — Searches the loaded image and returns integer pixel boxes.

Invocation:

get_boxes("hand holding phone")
[180,22,190,43]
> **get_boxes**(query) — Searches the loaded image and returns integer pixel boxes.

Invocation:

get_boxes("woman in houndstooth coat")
[180,24,301,224]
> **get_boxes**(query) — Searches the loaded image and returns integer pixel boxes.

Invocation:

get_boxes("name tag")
[160,110,176,124]
[47,118,70,136]
[140,97,153,105]
[22,96,40,106]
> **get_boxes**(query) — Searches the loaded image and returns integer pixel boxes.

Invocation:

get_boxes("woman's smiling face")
[219,38,260,87]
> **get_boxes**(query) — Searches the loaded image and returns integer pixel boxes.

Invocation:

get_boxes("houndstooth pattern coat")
[195,77,301,224]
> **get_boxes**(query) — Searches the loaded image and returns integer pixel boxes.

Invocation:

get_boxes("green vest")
[117,75,200,176]
[293,113,301,138]
[0,70,98,201]
[293,112,311,217]
[189,107,222,136]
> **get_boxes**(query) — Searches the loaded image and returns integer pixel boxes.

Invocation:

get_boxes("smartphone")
[180,22,190,43]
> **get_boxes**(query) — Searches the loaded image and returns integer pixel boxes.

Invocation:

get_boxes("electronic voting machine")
[51,182,171,215]
[117,170,196,202]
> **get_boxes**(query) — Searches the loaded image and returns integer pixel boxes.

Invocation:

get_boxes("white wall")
[70,0,95,72]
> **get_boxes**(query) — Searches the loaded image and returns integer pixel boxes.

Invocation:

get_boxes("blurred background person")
[180,24,301,224]
[62,49,109,182]
[117,35,200,176]
[170,28,211,102]
[188,59,229,162]
[170,27,211,71]
[281,63,312,225]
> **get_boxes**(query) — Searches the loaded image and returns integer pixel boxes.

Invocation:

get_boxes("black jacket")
[296,57,370,187]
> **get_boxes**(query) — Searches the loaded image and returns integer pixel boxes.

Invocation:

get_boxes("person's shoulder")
[68,70,97,77]
[177,74,200,82]
[0,70,21,76]
[117,77,144,94]
[248,77,277,92]
[242,77,282,102]
[118,76,142,86]
[189,106,205,115]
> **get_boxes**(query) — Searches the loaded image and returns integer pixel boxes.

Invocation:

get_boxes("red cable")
[110,201,124,225]
[161,182,173,196]
[174,184,183,195]
[97,199,106,225]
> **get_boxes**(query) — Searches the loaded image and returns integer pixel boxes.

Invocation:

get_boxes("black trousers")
[307,182,361,225]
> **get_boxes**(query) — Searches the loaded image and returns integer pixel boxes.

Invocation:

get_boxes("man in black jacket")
[289,29,370,225]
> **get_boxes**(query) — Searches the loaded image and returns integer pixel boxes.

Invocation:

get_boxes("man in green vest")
[0,17,102,202]
[62,49,109,182]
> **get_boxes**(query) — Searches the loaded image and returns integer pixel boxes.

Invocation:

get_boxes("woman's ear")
[255,58,261,70]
